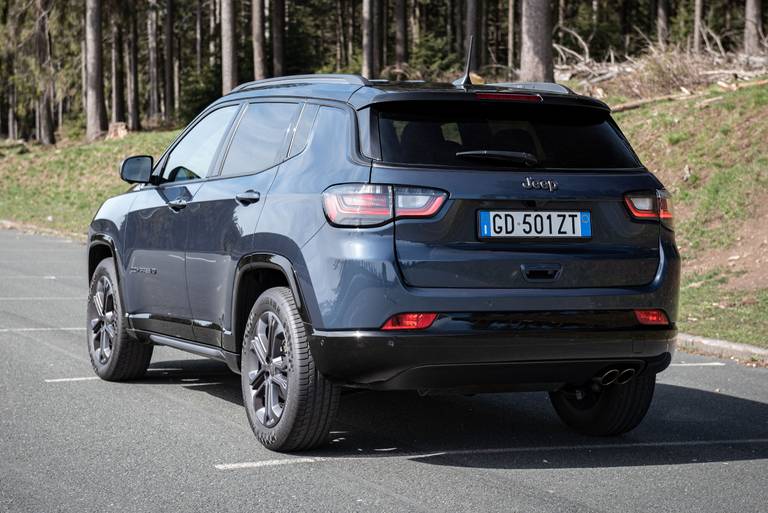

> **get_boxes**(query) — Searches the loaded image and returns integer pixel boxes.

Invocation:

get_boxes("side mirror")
[120,155,153,184]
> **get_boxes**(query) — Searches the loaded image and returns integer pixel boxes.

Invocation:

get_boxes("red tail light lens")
[381,313,438,330]
[323,184,447,227]
[624,190,674,229]
[322,184,393,226]
[634,309,670,326]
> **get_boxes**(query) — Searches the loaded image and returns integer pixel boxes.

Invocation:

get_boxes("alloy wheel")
[90,276,117,365]
[246,311,289,427]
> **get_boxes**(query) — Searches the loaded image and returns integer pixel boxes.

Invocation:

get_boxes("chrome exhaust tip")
[616,368,636,385]
[598,369,620,386]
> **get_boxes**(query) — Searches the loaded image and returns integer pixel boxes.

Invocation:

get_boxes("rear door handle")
[167,198,188,211]
[236,190,261,205]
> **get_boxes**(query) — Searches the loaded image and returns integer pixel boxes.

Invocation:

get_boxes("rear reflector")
[381,313,438,330]
[634,309,670,326]
[475,92,543,102]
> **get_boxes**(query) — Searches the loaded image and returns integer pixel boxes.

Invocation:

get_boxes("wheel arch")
[226,253,310,355]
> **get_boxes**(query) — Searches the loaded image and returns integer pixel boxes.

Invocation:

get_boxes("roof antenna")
[453,35,475,88]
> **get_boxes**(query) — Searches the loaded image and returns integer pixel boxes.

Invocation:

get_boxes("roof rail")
[230,74,371,93]
[489,82,574,95]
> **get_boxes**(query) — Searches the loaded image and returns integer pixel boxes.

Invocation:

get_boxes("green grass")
[0,131,178,234]
[680,270,768,348]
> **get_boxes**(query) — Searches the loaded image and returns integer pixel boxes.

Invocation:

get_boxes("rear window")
[376,102,639,169]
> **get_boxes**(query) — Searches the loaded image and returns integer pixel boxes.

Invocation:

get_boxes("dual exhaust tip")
[595,367,636,387]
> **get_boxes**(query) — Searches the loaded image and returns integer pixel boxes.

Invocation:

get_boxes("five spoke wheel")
[246,311,289,427]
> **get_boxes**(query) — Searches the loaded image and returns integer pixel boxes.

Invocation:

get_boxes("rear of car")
[308,88,679,416]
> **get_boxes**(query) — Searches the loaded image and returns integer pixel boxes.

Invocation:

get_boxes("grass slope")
[0,84,766,347]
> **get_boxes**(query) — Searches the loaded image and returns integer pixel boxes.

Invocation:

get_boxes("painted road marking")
[214,438,768,470]
[0,327,85,333]
[45,376,100,383]
[0,297,82,300]
[670,362,727,367]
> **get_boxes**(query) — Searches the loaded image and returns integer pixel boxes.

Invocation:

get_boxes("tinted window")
[162,105,238,182]
[220,102,299,176]
[377,102,639,169]
[288,103,319,158]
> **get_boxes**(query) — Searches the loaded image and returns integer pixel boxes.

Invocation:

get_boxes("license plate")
[478,211,591,238]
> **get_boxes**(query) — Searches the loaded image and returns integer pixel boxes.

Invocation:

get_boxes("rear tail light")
[624,190,674,230]
[381,313,438,330]
[634,309,670,326]
[323,184,447,227]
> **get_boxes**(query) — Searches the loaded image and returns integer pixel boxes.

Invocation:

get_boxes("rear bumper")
[309,323,676,390]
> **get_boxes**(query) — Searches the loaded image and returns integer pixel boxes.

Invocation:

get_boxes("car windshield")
[376,101,640,169]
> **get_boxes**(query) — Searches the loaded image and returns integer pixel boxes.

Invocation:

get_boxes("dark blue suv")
[87,75,679,451]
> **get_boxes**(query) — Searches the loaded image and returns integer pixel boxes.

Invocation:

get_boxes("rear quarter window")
[376,101,640,169]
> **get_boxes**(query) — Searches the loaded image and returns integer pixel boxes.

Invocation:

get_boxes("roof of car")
[219,74,609,111]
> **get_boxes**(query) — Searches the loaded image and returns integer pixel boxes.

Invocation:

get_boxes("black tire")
[87,258,153,380]
[241,287,340,452]
[549,372,656,436]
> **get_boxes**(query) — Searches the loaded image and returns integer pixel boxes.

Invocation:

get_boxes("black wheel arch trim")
[87,233,128,320]
[226,252,310,353]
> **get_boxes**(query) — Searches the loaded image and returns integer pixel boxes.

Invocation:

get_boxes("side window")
[161,105,238,183]
[220,102,300,176]
[287,104,319,158]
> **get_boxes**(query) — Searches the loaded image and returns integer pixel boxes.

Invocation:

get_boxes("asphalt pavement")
[0,228,766,513]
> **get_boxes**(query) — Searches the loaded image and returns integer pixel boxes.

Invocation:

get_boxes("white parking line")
[0,275,80,279]
[0,297,82,301]
[670,362,727,367]
[0,327,85,333]
[45,376,99,383]
[214,437,768,470]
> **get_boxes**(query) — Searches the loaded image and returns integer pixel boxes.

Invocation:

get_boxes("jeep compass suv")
[87,75,679,451]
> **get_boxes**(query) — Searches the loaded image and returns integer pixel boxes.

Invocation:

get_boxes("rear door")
[371,100,661,289]
[184,101,301,346]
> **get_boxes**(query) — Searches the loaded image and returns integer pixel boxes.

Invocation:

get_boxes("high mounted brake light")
[323,184,447,227]
[624,190,674,230]
[475,92,543,103]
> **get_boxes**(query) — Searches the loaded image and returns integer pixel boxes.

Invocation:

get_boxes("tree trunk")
[252,0,267,79]
[507,0,515,79]
[372,0,382,76]
[209,0,218,67]
[147,0,160,120]
[362,0,373,77]
[656,0,669,48]
[125,1,140,131]
[692,0,703,53]
[174,35,180,112]
[36,0,55,145]
[744,0,763,55]
[81,39,87,112]
[465,0,479,71]
[195,0,202,73]
[347,0,354,66]
[519,0,553,82]
[221,0,237,92]
[395,0,407,68]
[111,17,125,123]
[85,0,107,141]
[163,0,174,121]
[410,0,421,50]
[272,0,285,76]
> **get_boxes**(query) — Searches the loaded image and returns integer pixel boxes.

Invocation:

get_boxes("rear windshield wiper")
[455,150,538,167]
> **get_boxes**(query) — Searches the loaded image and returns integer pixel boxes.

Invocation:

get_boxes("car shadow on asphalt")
[140,358,768,469]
